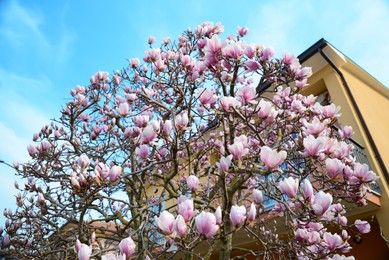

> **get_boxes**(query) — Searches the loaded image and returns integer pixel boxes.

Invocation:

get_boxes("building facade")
[293,39,389,258]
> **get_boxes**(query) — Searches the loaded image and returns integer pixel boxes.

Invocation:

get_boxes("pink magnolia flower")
[325,158,344,179]
[205,35,222,53]
[234,135,248,148]
[109,165,122,182]
[198,88,217,106]
[295,67,312,79]
[156,210,175,235]
[177,196,194,222]
[219,96,241,111]
[77,154,90,169]
[163,37,170,45]
[174,215,187,237]
[148,36,156,45]
[333,141,352,160]
[153,59,166,72]
[354,219,370,234]
[260,47,274,61]
[253,189,263,204]
[303,135,326,157]
[140,125,156,144]
[195,211,219,239]
[237,26,249,37]
[321,103,341,118]
[256,99,276,118]
[247,203,256,222]
[295,228,320,245]
[260,146,287,169]
[162,120,173,137]
[291,99,306,113]
[186,175,199,191]
[95,162,110,179]
[230,205,246,227]
[90,232,96,243]
[175,112,189,131]
[136,145,149,160]
[295,78,309,89]
[244,44,256,58]
[71,177,80,189]
[217,155,232,172]
[245,60,261,72]
[323,232,343,250]
[130,58,140,68]
[236,85,256,104]
[311,191,333,216]
[302,179,313,200]
[279,177,299,198]
[214,206,222,225]
[341,126,354,139]
[133,115,149,128]
[282,52,298,66]
[222,42,243,59]
[27,144,38,156]
[302,117,328,136]
[149,120,160,132]
[117,102,130,117]
[353,163,378,183]
[119,237,136,258]
[78,244,92,260]
[228,142,248,160]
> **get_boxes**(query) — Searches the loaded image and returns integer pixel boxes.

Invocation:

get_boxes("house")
[279,38,389,258]
[161,39,389,259]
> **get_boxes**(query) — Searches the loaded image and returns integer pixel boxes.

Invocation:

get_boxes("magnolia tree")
[0,22,378,260]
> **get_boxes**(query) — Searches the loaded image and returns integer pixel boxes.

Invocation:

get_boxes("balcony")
[347,138,381,195]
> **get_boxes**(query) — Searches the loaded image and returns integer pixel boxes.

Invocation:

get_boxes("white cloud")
[0,0,75,70]
[0,69,51,136]
[0,122,32,222]
[0,0,47,48]
[0,122,30,163]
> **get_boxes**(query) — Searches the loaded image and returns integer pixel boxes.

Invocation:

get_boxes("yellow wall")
[303,55,389,239]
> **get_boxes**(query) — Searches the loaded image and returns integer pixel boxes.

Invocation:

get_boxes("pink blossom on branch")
[230,205,246,227]
[175,112,189,131]
[176,196,194,222]
[354,219,371,234]
[311,191,333,216]
[119,237,136,258]
[156,210,175,236]
[253,189,263,204]
[174,215,188,238]
[217,155,232,172]
[195,211,219,239]
[279,177,299,198]
[186,175,199,191]
[2,21,377,260]
[228,142,248,160]
[219,96,241,111]
[260,146,287,169]
[109,165,122,182]
[78,243,92,260]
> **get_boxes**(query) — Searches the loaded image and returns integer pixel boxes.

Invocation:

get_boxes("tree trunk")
[219,218,233,259]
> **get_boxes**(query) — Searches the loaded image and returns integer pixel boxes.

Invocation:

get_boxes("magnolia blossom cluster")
[0,22,379,259]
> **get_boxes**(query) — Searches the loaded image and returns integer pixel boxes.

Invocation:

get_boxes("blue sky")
[1,0,389,224]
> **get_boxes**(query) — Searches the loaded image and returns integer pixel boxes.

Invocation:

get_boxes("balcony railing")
[347,138,381,195]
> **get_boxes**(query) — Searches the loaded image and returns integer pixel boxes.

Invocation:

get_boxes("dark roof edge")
[297,38,329,63]
[257,38,330,94]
